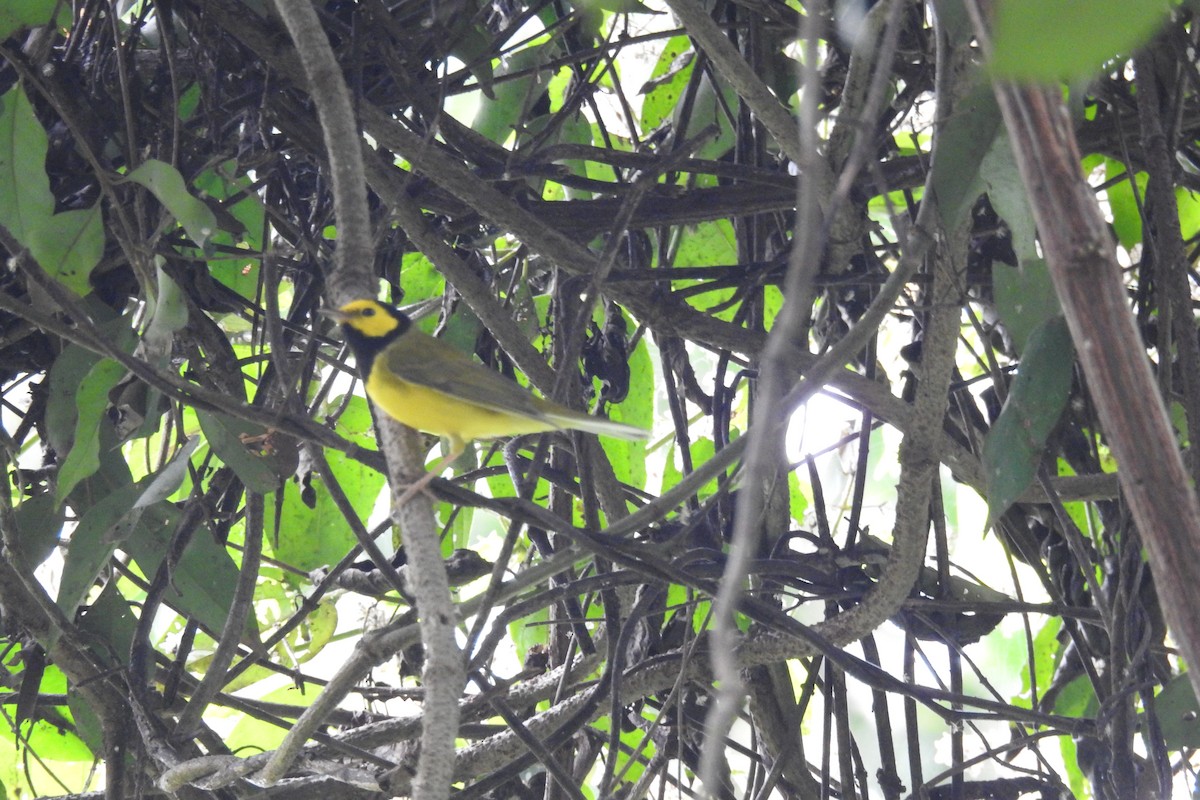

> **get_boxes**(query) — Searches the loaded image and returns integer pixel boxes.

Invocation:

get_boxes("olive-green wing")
[381,330,551,419]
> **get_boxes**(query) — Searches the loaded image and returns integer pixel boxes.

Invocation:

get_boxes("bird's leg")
[394,439,464,507]
[393,468,440,507]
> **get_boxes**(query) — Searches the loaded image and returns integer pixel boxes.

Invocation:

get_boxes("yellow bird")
[326,299,647,498]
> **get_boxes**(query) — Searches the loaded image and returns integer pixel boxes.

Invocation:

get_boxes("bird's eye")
[362,307,375,317]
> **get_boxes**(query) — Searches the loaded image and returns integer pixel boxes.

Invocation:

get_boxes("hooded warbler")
[327,299,647,494]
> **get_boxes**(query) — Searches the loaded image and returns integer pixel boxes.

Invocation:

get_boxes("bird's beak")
[319,307,349,323]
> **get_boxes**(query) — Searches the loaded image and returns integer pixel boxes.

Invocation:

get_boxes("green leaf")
[0,86,103,294]
[471,47,548,145]
[125,503,260,643]
[10,493,64,571]
[125,159,220,254]
[197,410,282,494]
[661,437,726,502]
[178,83,202,122]
[449,20,496,100]
[556,111,595,201]
[441,303,485,356]
[1054,672,1099,719]
[190,162,266,300]
[28,206,104,295]
[57,440,198,618]
[929,79,1001,231]
[0,84,53,234]
[1016,615,1061,710]
[400,252,444,303]
[63,692,103,760]
[1149,673,1200,748]
[600,330,652,490]
[571,0,658,13]
[614,720,655,786]
[266,396,381,571]
[788,469,808,524]
[928,0,972,46]
[1058,735,1088,799]
[144,262,189,357]
[991,0,1170,82]
[1105,162,1148,249]
[135,438,201,509]
[979,131,1038,262]
[692,599,712,634]
[983,316,1075,528]
[673,69,738,161]
[1176,186,1200,242]
[640,36,693,133]
[57,482,141,618]
[267,452,380,571]
[223,684,301,754]
[676,219,737,269]
[483,445,522,499]
[0,0,66,39]
[55,359,127,504]
[75,582,137,671]
[284,599,338,665]
[993,258,1061,355]
[43,343,91,456]
[192,162,258,239]
[208,259,260,303]
[12,716,92,762]
[509,604,549,657]
[44,308,135,457]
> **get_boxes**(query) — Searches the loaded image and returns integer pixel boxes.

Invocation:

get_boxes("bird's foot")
[394,469,440,507]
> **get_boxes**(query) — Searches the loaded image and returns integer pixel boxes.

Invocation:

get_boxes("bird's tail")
[545,410,648,441]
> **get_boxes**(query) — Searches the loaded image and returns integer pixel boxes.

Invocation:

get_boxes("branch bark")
[981,39,1200,703]
[264,3,463,797]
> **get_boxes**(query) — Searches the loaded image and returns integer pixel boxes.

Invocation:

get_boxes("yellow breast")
[365,364,559,443]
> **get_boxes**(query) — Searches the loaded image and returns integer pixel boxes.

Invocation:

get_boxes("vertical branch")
[264,4,463,798]
[268,0,372,305]
[1134,49,1200,487]
[979,37,1200,703]
[697,1,827,790]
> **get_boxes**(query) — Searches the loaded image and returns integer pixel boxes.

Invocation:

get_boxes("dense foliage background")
[0,0,1196,798]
